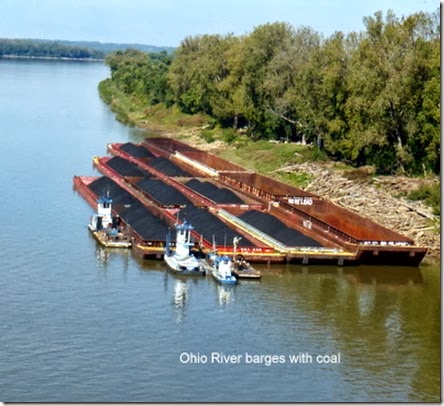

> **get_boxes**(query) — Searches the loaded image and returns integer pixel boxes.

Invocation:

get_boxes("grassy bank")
[99,79,208,131]
[217,139,328,188]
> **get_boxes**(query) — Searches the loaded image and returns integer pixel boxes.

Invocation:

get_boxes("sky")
[0,0,439,47]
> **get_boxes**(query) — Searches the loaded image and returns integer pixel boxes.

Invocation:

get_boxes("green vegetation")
[106,49,173,106]
[99,9,440,178]
[98,79,138,124]
[99,76,207,130]
[216,139,322,188]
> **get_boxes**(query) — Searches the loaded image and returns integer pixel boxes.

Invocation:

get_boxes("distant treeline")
[101,9,440,175]
[0,38,105,59]
[0,38,175,60]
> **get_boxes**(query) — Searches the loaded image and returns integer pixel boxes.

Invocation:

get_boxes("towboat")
[164,221,204,276]
[88,194,132,248]
[211,255,237,285]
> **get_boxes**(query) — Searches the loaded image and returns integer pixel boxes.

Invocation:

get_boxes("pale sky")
[0,0,439,47]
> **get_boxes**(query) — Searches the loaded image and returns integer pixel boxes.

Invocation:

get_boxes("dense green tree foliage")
[168,34,233,115]
[102,9,440,175]
[343,10,440,173]
[106,49,173,105]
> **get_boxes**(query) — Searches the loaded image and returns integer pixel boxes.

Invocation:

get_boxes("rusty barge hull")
[92,151,361,265]
[74,175,285,262]
[73,137,426,266]
[110,138,426,266]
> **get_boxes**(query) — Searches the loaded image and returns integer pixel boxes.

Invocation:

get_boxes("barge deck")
[73,137,427,266]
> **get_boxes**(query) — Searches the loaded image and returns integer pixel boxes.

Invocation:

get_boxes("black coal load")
[148,157,191,177]
[239,210,322,247]
[119,202,170,241]
[185,179,244,204]
[178,205,254,247]
[119,142,154,158]
[89,176,170,241]
[137,178,192,206]
[89,176,138,205]
[105,156,151,177]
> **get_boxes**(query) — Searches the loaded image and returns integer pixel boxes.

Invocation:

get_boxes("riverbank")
[98,85,440,264]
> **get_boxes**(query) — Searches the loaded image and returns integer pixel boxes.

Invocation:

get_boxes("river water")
[0,59,440,403]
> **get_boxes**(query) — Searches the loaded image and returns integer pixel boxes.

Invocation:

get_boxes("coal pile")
[148,157,191,177]
[89,176,170,241]
[89,176,138,205]
[137,178,192,206]
[119,142,154,158]
[105,156,151,177]
[119,203,170,241]
[239,210,322,247]
[179,205,254,247]
[185,179,244,204]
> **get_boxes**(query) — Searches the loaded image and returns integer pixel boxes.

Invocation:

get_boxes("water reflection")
[173,279,188,323]
[281,264,424,286]
[95,245,110,269]
[356,288,375,317]
[133,257,169,275]
[216,284,235,307]
[167,273,204,322]
[347,266,423,285]
[94,243,130,276]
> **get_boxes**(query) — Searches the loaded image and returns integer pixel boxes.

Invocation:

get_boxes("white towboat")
[88,194,132,248]
[164,221,204,276]
[210,255,237,285]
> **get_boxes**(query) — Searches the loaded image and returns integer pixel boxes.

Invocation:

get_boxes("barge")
[73,137,427,266]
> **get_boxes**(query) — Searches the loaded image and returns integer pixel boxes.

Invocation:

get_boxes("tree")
[167,34,233,115]
[100,9,440,176]
[315,31,350,152]
[343,9,440,173]
[105,49,172,105]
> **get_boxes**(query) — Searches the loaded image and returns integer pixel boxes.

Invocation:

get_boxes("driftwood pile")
[273,162,440,262]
